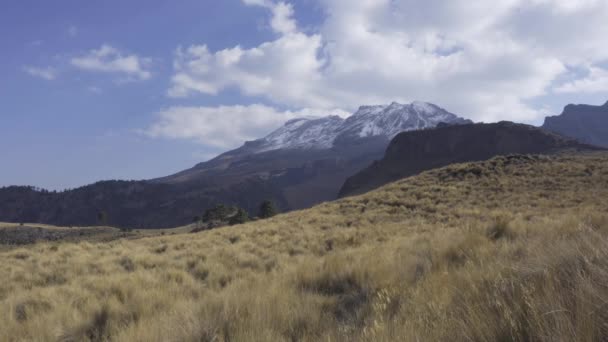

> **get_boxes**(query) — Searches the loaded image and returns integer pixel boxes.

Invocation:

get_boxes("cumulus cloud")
[71,44,152,81]
[555,66,608,94]
[167,0,608,123]
[143,104,348,149]
[23,66,57,80]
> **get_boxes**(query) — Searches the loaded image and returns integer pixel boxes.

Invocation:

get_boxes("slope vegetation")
[1,153,608,341]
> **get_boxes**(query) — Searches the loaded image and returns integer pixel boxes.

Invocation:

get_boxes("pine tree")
[97,211,108,225]
[203,204,231,223]
[229,208,250,225]
[258,200,278,219]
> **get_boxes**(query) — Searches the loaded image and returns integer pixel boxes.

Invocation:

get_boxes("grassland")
[1,153,608,341]
[0,222,195,251]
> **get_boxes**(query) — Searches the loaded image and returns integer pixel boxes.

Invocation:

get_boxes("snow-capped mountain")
[145,101,472,224]
[250,101,471,153]
[2,102,473,227]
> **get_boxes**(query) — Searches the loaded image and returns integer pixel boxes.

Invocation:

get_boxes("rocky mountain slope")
[0,102,469,228]
[339,121,604,197]
[542,101,608,147]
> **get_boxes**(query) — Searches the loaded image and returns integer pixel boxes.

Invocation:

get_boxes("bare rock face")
[542,101,608,148]
[339,122,604,198]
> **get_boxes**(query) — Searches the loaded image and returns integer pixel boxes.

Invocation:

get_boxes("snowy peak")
[353,102,441,117]
[254,116,344,152]
[412,101,442,114]
[251,102,471,153]
[338,101,470,143]
[352,104,386,117]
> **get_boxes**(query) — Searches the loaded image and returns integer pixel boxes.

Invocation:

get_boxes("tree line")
[192,200,279,230]
[94,200,279,232]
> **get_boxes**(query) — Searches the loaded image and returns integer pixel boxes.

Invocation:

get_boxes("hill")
[0,178,284,229]
[1,152,608,341]
[0,102,469,228]
[339,121,603,197]
[543,101,608,148]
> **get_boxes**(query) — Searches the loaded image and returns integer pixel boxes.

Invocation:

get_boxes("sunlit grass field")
[1,153,608,341]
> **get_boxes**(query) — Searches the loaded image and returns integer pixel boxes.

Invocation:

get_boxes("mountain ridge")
[237,101,471,154]
[339,121,604,198]
[542,101,608,148]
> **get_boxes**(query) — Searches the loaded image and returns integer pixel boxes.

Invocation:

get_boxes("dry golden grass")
[2,153,608,341]
[134,223,198,236]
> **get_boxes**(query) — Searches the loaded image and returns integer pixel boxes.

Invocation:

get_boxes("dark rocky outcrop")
[542,101,608,148]
[339,122,604,197]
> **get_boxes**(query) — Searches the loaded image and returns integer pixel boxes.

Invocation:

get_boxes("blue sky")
[2,0,608,190]
[0,0,319,190]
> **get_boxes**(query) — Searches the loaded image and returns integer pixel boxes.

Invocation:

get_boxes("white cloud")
[23,66,57,80]
[267,2,297,34]
[243,0,297,34]
[555,66,608,94]
[168,0,608,123]
[143,104,348,149]
[71,44,152,81]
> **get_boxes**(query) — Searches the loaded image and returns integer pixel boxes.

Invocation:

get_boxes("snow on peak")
[254,115,344,152]
[353,105,386,117]
[412,101,438,113]
[249,102,470,153]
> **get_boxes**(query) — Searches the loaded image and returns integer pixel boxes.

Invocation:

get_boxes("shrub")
[154,244,168,254]
[486,217,516,241]
[118,257,135,272]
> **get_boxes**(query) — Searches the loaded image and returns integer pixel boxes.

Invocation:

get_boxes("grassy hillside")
[1,153,608,341]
